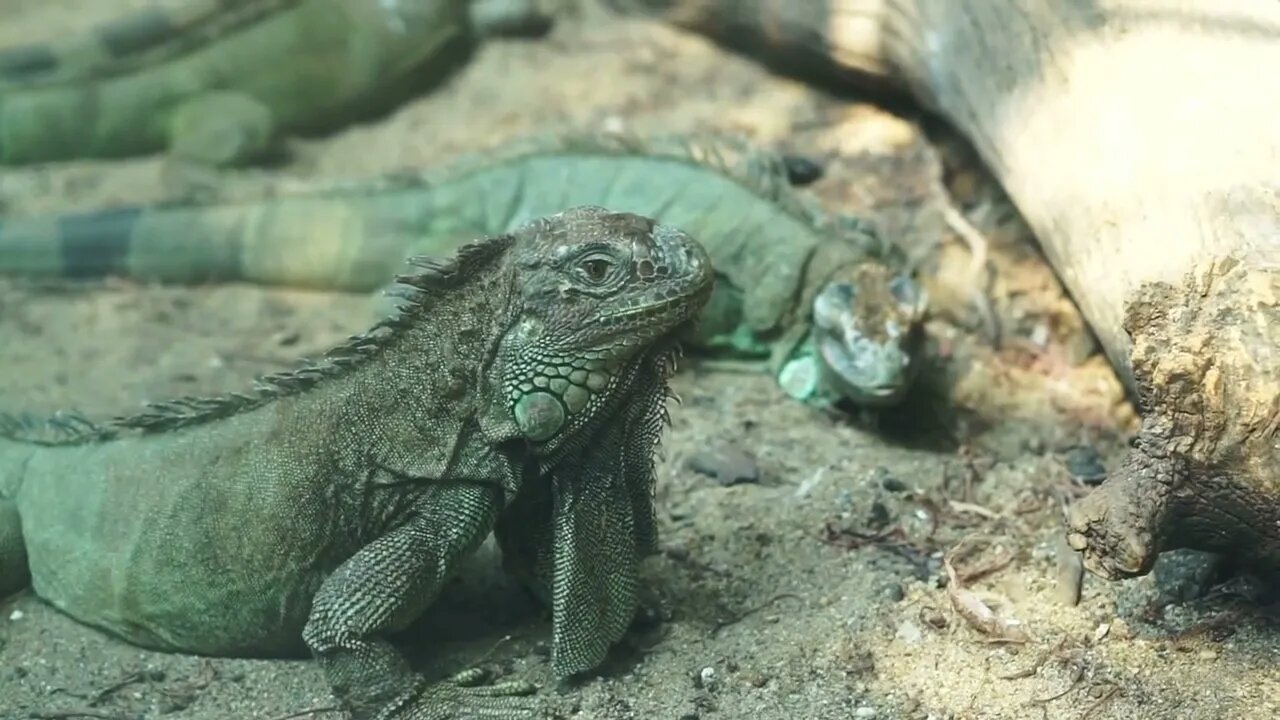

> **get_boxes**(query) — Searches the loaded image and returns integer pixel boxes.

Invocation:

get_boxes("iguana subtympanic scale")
[0,0,555,167]
[0,132,927,408]
[0,205,714,719]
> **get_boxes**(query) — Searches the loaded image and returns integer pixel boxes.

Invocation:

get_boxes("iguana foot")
[167,91,276,167]
[381,673,538,720]
[448,666,537,695]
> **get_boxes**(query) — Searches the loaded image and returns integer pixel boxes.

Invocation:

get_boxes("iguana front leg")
[0,498,29,598]
[302,481,536,720]
[166,91,276,167]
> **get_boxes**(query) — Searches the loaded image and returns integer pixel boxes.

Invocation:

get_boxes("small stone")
[866,501,892,529]
[686,445,760,486]
[1196,648,1219,661]
[1063,445,1108,485]
[7,609,23,621]
[697,666,717,689]
[919,606,948,630]
[781,153,825,186]
[896,620,923,644]
[880,474,908,493]
[884,584,905,602]
[746,671,769,688]
[854,707,877,718]
[1152,548,1222,603]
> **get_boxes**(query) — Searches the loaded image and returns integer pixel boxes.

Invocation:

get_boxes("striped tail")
[0,0,299,86]
[0,190,431,292]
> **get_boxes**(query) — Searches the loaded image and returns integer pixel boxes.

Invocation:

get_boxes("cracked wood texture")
[614,0,1280,576]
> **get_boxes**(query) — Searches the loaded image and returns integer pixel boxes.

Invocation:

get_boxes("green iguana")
[0,205,714,719]
[0,0,555,167]
[0,132,928,409]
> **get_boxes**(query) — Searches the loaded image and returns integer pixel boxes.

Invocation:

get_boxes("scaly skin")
[0,206,714,719]
[0,132,928,408]
[0,0,554,166]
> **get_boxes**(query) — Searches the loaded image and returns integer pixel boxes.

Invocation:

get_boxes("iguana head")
[491,205,713,452]
[810,263,928,407]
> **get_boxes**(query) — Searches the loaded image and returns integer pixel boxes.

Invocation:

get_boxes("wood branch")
[610,0,1280,578]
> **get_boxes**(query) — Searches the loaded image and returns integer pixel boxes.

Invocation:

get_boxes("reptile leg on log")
[608,0,1280,579]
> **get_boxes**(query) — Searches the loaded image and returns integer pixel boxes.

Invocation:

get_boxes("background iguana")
[0,0,557,167]
[0,132,928,410]
[0,205,715,719]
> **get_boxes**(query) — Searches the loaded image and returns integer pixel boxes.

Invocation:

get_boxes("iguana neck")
[286,251,527,497]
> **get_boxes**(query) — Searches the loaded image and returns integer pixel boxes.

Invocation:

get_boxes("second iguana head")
[809,263,928,407]
[772,218,929,411]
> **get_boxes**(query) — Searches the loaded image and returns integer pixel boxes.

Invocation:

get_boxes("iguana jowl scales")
[0,206,715,719]
[0,0,555,166]
[0,132,928,409]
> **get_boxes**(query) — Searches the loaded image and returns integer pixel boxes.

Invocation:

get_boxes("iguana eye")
[578,256,614,284]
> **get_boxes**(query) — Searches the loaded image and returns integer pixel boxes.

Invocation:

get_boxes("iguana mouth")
[816,330,914,406]
[592,228,715,346]
[597,281,714,337]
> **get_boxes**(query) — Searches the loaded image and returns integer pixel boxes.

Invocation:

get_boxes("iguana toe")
[393,681,539,720]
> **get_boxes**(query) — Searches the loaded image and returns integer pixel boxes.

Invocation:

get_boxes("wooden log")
[609,0,1280,579]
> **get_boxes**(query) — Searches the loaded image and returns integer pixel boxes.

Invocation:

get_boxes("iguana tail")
[0,190,438,291]
[0,0,296,86]
[0,132,821,296]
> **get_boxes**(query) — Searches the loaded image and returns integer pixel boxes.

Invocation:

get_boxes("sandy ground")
[0,2,1276,719]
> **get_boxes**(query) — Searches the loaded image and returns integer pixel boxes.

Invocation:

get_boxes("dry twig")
[944,539,1030,643]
